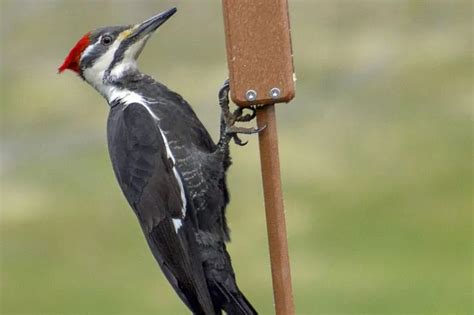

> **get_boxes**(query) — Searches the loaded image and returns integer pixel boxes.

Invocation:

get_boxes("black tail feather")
[213,280,258,315]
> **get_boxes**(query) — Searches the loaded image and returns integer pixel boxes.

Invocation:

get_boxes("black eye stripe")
[79,25,129,73]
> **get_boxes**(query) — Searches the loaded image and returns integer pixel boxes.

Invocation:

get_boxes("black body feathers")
[106,73,256,314]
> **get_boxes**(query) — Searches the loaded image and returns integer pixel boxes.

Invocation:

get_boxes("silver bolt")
[269,87,281,99]
[245,90,257,101]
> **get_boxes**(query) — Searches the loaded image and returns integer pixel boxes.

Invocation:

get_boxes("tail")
[212,280,258,315]
[196,232,258,315]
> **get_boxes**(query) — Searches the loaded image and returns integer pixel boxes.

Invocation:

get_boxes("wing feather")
[107,103,215,314]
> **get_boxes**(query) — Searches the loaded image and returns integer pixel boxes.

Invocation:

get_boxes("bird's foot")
[218,80,263,147]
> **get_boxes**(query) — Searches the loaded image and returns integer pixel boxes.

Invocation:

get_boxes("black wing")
[107,102,215,314]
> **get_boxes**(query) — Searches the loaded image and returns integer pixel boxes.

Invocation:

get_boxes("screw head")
[269,87,281,99]
[245,90,257,101]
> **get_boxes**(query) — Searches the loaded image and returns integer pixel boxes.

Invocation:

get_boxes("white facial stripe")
[83,37,121,97]
[83,31,148,98]
[109,36,148,79]
[80,40,99,62]
[109,61,136,80]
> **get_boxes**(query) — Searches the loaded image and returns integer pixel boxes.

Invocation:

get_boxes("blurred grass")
[1,0,472,314]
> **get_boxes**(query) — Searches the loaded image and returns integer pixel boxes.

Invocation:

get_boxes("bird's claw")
[232,107,257,123]
[226,125,264,146]
[218,79,261,147]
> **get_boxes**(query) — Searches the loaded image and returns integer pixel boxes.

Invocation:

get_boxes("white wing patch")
[118,91,187,233]
[172,218,183,231]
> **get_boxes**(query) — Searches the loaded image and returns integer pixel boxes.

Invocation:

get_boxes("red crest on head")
[58,32,91,73]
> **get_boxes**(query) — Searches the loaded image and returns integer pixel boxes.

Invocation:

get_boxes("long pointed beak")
[130,7,177,40]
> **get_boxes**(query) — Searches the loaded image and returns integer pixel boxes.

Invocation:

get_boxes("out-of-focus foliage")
[1,0,472,314]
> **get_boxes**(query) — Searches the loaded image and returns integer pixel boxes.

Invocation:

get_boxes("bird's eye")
[101,35,113,45]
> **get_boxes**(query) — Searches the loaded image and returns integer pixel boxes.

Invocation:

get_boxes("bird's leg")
[218,79,233,148]
[217,80,263,149]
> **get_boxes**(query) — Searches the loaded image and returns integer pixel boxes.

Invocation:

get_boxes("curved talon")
[225,125,264,146]
[233,107,257,122]
[232,135,248,146]
[256,125,266,133]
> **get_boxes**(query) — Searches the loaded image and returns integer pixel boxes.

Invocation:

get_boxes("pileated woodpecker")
[59,7,259,315]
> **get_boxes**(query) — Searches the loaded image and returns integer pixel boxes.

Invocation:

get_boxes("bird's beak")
[129,7,177,41]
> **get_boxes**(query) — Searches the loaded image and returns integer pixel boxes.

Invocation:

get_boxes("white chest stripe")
[115,90,186,233]
[109,88,145,106]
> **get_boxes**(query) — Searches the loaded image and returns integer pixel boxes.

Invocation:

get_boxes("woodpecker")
[59,8,259,315]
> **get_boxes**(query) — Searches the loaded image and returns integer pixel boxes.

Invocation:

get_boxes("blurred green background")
[1,0,472,314]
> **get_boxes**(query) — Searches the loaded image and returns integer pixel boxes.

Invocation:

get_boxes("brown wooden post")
[256,104,294,315]
[222,1,296,314]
